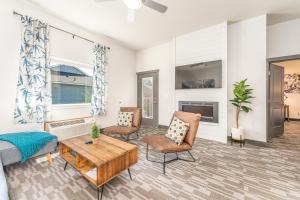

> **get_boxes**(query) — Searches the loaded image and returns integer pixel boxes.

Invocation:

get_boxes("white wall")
[136,22,228,143]
[0,0,136,133]
[228,15,267,142]
[175,23,228,143]
[268,18,300,58]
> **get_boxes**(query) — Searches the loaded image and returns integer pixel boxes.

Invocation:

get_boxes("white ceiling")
[28,0,300,50]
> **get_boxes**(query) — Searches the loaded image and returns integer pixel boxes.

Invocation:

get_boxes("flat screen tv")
[175,60,222,89]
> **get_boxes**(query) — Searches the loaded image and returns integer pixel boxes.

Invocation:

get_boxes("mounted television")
[175,60,222,89]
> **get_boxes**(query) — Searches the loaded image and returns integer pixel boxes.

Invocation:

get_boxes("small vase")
[92,138,99,144]
[231,127,244,140]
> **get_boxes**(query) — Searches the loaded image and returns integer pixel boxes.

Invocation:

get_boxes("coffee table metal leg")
[64,162,68,171]
[127,168,132,181]
[101,186,104,200]
[97,185,104,200]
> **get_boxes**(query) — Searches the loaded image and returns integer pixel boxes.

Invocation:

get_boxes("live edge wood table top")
[59,134,138,188]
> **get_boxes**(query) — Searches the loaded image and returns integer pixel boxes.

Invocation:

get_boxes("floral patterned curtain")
[91,44,108,116]
[14,16,51,124]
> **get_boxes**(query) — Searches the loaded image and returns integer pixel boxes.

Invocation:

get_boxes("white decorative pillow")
[165,116,189,145]
[117,112,134,127]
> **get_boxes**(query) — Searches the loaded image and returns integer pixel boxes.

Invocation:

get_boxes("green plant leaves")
[230,79,254,113]
[91,123,100,139]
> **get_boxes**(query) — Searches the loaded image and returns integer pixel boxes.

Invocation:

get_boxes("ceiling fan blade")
[142,0,168,13]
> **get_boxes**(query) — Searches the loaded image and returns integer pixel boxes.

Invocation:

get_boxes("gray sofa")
[0,139,57,199]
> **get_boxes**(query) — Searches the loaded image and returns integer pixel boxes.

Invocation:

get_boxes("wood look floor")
[5,122,300,200]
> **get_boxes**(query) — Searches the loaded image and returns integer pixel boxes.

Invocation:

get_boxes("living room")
[0,0,300,199]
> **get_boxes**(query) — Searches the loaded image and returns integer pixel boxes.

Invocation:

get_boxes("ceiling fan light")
[122,0,142,10]
[127,9,135,23]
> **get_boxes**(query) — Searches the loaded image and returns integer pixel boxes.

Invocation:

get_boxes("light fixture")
[122,0,142,10]
[127,9,135,23]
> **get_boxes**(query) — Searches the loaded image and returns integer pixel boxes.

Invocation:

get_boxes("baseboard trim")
[287,118,300,121]
[227,136,268,147]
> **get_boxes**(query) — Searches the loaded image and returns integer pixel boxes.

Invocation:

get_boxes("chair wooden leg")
[47,153,53,165]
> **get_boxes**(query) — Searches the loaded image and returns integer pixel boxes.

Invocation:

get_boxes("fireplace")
[179,101,219,123]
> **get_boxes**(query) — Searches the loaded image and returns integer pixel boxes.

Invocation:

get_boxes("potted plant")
[230,79,254,139]
[91,123,100,144]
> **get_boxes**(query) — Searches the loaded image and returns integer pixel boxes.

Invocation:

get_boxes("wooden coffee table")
[59,134,138,200]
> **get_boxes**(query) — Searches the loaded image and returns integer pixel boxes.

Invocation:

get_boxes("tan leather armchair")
[143,111,201,174]
[103,107,142,141]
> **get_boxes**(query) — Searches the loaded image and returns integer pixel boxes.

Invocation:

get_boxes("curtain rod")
[13,11,110,50]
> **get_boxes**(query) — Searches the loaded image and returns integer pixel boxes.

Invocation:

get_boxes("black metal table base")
[120,132,139,141]
[97,186,104,200]
[64,162,68,171]
[127,168,133,181]
[146,144,196,174]
[230,134,245,147]
[64,161,133,200]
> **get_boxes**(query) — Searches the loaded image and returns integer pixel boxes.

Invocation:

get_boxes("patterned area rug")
[6,124,300,200]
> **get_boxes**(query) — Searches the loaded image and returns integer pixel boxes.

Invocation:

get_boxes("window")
[50,61,93,105]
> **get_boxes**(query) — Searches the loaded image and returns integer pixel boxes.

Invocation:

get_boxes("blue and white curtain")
[91,44,108,116]
[14,16,51,124]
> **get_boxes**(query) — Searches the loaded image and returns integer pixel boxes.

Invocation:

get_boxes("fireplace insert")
[179,101,218,123]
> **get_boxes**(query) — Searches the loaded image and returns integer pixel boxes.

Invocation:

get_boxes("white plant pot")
[231,127,245,140]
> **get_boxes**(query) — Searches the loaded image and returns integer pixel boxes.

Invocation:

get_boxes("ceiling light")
[122,0,142,10]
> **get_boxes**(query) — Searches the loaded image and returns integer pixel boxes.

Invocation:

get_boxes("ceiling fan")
[95,0,168,23]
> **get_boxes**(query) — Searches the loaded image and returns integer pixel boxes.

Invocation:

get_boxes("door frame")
[136,69,159,127]
[266,54,300,141]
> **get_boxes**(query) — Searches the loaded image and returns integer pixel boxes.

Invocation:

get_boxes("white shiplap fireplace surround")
[175,22,228,143]
[136,22,228,144]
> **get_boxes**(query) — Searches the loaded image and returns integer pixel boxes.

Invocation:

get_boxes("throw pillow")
[117,112,134,127]
[165,116,189,145]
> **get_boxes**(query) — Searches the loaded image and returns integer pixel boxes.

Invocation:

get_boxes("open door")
[268,64,284,139]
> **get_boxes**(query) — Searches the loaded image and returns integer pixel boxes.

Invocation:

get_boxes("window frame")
[50,57,93,109]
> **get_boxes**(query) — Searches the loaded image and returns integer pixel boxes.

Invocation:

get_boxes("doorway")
[137,70,159,127]
[267,55,300,141]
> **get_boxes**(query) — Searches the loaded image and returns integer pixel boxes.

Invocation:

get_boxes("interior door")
[137,70,159,127]
[269,64,284,138]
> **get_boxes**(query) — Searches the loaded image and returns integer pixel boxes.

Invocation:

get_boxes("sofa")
[0,138,57,199]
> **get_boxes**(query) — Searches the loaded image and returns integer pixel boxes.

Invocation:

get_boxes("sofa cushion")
[174,111,201,146]
[117,112,134,127]
[120,107,141,128]
[0,139,57,166]
[166,116,189,145]
[143,135,192,153]
[103,126,138,136]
